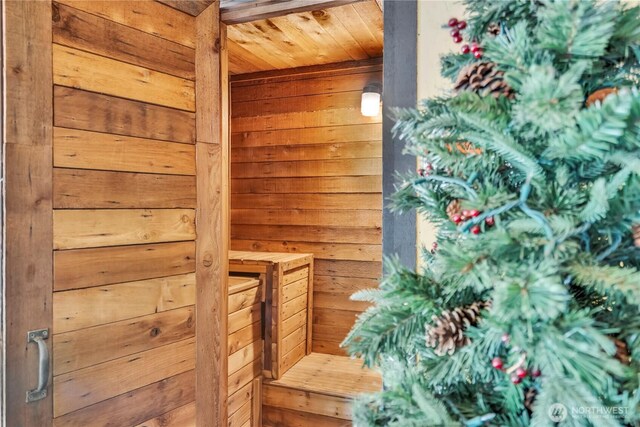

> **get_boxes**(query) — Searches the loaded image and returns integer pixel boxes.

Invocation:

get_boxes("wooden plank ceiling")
[153,0,383,75]
[227,0,383,74]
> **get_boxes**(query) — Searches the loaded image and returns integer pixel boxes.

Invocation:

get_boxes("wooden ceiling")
[227,0,383,75]
[155,0,384,75]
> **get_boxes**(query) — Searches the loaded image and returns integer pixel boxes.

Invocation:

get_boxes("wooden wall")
[50,1,200,424]
[230,60,383,356]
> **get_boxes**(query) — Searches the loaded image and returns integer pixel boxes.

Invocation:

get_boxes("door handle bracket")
[26,328,49,403]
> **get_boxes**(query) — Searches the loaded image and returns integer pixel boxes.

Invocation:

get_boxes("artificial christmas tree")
[343,1,640,426]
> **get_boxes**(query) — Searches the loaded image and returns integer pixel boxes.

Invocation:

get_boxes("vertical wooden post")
[3,1,54,425]
[195,2,229,426]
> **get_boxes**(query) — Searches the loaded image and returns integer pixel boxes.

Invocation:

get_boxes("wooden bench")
[229,250,314,380]
[262,353,382,426]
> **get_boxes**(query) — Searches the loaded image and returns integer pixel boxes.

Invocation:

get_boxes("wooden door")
[3,1,227,426]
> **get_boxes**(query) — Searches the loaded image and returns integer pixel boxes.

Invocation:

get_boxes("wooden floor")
[262,353,381,426]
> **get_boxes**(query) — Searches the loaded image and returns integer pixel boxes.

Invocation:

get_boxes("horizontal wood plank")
[54,0,196,48]
[283,266,309,285]
[282,310,307,338]
[228,321,261,355]
[53,306,195,375]
[54,127,196,175]
[228,382,252,418]
[53,273,195,334]
[311,340,347,356]
[54,209,196,249]
[54,241,196,291]
[231,240,381,262]
[133,401,196,427]
[280,340,307,375]
[231,71,381,102]
[228,303,262,335]
[313,323,353,344]
[53,44,195,111]
[231,193,380,211]
[54,86,195,143]
[53,337,195,417]
[52,370,195,427]
[232,91,361,117]
[313,308,359,330]
[282,278,308,303]
[231,141,381,163]
[231,176,380,194]
[231,209,381,228]
[314,291,370,312]
[228,285,261,315]
[229,340,261,375]
[314,260,381,279]
[231,158,380,179]
[281,294,307,320]
[231,123,381,148]
[231,108,380,132]
[53,168,197,209]
[314,275,378,294]
[53,3,195,80]
[281,325,306,355]
[263,384,351,420]
[231,224,380,245]
[262,406,350,427]
[228,356,261,397]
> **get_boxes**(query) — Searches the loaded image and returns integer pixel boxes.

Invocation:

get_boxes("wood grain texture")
[55,0,196,48]
[4,0,53,424]
[262,406,350,427]
[230,65,382,355]
[53,168,197,209]
[53,273,195,334]
[231,123,381,148]
[157,0,215,16]
[52,370,195,427]
[263,384,352,420]
[53,44,195,111]
[54,242,196,291]
[52,3,196,80]
[195,4,228,426]
[54,86,196,143]
[133,401,196,427]
[226,1,381,74]
[53,306,195,375]
[228,322,261,355]
[228,382,253,418]
[53,209,196,249]
[54,127,196,175]
[54,337,195,416]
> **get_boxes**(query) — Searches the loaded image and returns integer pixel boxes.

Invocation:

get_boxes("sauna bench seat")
[262,352,382,426]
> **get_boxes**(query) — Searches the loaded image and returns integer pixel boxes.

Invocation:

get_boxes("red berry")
[461,44,471,54]
[450,29,460,37]
[470,42,480,52]
[485,216,495,226]
[511,374,522,384]
[457,20,467,30]
[516,367,528,379]
[432,242,438,250]
[417,168,425,176]
[461,210,470,217]
[474,50,483,59]
[491,357,504,370]
[532,369,541,378]
[452,214,462,224]
[501,333,510,343]
[448,18,459,27]
[471,225,481,235]
[470,209,481,217]
[425,163,434,171]
[453,35,463,44]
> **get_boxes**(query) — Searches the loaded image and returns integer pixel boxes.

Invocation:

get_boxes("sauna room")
[3,0,398,426]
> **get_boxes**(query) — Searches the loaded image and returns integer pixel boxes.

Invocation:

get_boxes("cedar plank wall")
[51,2,197,425]
[230,62,383,355]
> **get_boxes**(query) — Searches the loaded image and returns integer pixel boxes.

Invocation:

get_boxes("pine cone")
[426,301,490,356]
[633,224,640,248]
[612,337,631,365]
[524,387,537,413]
[454,62,514,100]
[446,199,461,221]
[487,23,501,36]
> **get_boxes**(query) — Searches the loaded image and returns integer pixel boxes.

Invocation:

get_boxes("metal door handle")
[26,329,49,403]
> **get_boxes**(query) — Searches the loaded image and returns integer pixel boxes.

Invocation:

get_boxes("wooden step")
[262,353,381,426]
